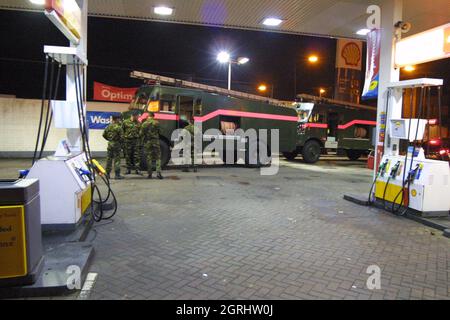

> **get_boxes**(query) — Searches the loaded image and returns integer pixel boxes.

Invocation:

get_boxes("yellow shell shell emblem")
[369,80,378,91]
[341,42,361,66]
[411,189,417,197]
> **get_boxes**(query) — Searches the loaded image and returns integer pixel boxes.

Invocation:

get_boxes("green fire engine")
[124,72,376,167]
[125,71,298,168]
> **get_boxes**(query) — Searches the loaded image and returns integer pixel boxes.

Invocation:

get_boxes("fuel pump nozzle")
[389,161,402,179]
[378,159,389,177]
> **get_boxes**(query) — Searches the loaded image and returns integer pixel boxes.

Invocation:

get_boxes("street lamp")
[258,84,274,98]
[258,84,268,93]
[308,55,319,63]
[319,88,326,97]
[217,51,249,90]
[294,54,320,96]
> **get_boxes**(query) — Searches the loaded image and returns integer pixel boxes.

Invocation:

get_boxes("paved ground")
[1,157,449,300]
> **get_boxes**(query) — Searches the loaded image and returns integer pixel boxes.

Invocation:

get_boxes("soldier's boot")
[115,170,125,180]
[157,172,164,180]
[106,171,111,180]
[125,169,132,175]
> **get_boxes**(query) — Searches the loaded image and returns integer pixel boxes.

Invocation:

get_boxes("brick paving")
[1,157,449,300]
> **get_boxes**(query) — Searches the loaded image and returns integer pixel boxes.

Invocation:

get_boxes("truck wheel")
[245,140,271,168]
[302,140,321,163]
[346,150,363,161]
[283,151,298,161]
[160,139,171,168]
[221,148,237,165]
[139,139,171,170]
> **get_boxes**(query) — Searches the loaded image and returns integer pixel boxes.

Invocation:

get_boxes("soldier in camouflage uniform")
[122,111,142,175]
[182,117,198,172]
[140,112,164,180]
[103,115,124,180]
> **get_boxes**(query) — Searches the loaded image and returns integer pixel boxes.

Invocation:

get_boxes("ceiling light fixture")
[154,6,174,16]
[262,18,283,27]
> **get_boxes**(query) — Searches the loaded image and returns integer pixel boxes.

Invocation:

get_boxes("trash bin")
[0,179,43,287]
[367,150,375,170]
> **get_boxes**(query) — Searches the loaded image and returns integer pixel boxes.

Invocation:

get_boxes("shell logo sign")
[336,39,363,71]
[341,42,361,67]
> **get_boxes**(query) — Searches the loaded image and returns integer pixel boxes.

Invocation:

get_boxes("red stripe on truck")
[194,109,298,123]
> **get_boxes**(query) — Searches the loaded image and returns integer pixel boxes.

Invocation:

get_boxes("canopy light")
[154,6,174,16]
[404,65,415,72]
[395,23,450,67]
[262,18,283,27]
[356,28,371,36]
[29,0,45,4]
[237,57,249,65]
[217,51,231,64]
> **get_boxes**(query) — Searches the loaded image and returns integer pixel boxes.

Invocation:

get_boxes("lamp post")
[217,51,249,90]
[294,54,319,97]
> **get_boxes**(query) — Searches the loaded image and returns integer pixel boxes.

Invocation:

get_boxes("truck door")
[177,95,195,129]
[326,111,339,149]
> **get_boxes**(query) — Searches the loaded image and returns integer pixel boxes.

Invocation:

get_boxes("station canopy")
[1,0,449,39]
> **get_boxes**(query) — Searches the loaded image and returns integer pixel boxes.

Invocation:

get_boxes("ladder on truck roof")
[297,94,377,112]
[131,70,294,108]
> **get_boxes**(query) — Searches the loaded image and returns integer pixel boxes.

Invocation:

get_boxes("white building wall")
[0,97,128,157]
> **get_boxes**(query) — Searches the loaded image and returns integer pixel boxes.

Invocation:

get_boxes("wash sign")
[87,111,121,130]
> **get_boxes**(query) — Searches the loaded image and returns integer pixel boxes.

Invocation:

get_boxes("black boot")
[125,169,131,175]
[115,170,124,180]
[157,172,164,180]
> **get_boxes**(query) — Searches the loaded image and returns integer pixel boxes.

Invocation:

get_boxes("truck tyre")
[346,149,363,161]
[221,148,237,165]
[245,140,271,168]
[283,151,298,161]
[302,140,321,163]
[160,139,171,168]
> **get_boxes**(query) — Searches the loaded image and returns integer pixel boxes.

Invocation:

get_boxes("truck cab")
[283,98,377,163]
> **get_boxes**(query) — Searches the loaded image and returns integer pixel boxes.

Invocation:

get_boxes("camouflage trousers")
[106,142,122,175]
[124,139,141,170]
[144,140,161,174]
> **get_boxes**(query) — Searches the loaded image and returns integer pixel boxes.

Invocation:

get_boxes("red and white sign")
[93,82,138,103]
[336,39,363,71]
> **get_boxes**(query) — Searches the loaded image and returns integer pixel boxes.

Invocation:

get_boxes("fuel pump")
[372,78,450,218]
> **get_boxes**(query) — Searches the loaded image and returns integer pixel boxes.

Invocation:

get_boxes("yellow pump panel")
[0,206,27,279]
[81,185,92,215]
[375,181,406,205]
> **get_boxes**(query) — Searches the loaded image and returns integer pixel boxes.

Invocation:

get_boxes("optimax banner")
[93,82,138,103]
[87,111,122,130]
[362,29,381,100]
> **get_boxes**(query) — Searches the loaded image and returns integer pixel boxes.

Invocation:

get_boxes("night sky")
[0,9,339,101]
[0,9,448,104]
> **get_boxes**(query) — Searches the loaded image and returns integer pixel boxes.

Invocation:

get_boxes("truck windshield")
[296,103,314,123]
[130,93,150,110]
